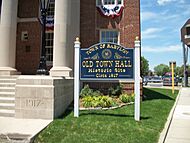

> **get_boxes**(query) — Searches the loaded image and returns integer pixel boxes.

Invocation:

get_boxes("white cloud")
[141,12,158,21]
[157,0,185,5]
[142,44,181,52]
[141,10,181,24]
[142,28,163,39]
[157,0,175,5]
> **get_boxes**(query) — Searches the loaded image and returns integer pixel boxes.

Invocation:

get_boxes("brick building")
[80,0,140,48]
[0,0,140,119]
[0,0,140,75]
[80,0,140,93]
[181,19,190,86]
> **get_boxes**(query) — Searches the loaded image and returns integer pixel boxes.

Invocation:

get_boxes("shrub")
[80,85,93,97]
[80,85,103,97]
[91,90,103,97]
[82,96,94,108]
[98,96,116,108]
[108,84,123,96]
[119,93,135,103]
[82,95,116,108]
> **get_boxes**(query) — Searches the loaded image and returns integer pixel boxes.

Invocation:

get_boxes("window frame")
[45,31,54,65]
[99,29,120,44]
[39,0,54,65]
[47,0,55,16]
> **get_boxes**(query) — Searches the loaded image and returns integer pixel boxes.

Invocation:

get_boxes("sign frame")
[80,42,135,81]
[74,38,141,121]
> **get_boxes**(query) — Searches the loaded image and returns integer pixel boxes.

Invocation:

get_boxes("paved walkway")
[0,117,52,142]
[163,87,190,143]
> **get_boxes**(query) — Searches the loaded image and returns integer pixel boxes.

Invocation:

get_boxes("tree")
[175,66,183,77]
[154,64,170,76]
[141,56,149,77]
[175,65,190,77]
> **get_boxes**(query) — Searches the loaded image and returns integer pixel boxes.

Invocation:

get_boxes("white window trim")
[99,29,120,44]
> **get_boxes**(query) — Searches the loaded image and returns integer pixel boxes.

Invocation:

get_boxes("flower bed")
[79,84,135,110]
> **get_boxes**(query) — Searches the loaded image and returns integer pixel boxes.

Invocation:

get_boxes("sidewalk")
[163,87,190,143]
[0,117,52,142]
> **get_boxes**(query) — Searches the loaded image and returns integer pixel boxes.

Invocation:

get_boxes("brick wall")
[16,22,41,75]
[16,0,141,76]
[80,0,141,94]
[83,81,143,96]
[16,0,41,74]
[80,0,141,48]
[18,0,39,18]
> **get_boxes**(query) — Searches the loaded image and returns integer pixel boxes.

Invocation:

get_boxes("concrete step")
[0,109,14,117]
[0,77,16,117]
[0,83,16,87]
[0,76,18,79]
[0,78,17,83]
[0,92,15,97]
[0,103,15,110]
[0,77,16,83]
[0,97,15,103]
[0,87,15,92]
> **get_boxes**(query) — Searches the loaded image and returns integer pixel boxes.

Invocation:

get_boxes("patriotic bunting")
[46,16,54,31]
[96,1,124,18]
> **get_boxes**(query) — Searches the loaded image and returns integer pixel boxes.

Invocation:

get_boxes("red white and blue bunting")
[97,1,124,18]
[46,16,54,31]
[39,15,54,31]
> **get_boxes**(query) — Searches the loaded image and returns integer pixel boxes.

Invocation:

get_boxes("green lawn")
[34,88,178,143]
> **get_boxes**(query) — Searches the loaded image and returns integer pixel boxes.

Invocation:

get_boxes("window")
[45,0,54,64]
[118,0,122,4]
[186,27,190,35]
[45,32,54,64]
[104,0,115,5]
[47,0,55,16]
[100,30,119,44]
[96,0,123,5]
[97,0,101,5]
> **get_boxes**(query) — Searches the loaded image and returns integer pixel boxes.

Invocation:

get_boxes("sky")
[141,0,190,71]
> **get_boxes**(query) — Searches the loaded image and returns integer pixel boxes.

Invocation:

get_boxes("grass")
[34,88,178,143]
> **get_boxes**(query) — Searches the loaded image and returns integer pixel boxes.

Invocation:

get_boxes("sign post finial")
[76,37,80,42]
[135,36,139,41]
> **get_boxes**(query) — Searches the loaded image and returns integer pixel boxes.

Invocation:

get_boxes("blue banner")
[80,43,134,80]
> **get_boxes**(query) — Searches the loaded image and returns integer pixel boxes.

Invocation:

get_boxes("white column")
[50,0,72,77]
[0,0,18,75]
[134,37,141,121]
